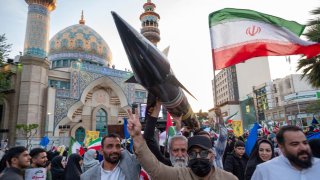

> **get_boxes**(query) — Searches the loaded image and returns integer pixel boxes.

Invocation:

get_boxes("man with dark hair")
[30,148,48,168]
[29,147,51,180]
[252,125,320,180]
[224,140,248,180]
[126,109,237,180]
[81,133,140,180]
[0,146,30,180]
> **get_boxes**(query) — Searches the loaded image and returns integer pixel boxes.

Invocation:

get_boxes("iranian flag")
[87,137,102,151]
[209,8,320,70]
[69,137,85,156]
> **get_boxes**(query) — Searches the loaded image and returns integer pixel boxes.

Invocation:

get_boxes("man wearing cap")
[127,109,237,180]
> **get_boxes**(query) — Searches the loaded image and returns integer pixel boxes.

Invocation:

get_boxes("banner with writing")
[25,168,47,180]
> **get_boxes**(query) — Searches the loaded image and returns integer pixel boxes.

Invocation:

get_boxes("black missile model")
[111,11,199,129]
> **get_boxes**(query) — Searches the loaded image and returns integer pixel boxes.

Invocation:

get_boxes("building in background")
[0,0,165,147]
[211,57,272,130]
[265,74,320,126]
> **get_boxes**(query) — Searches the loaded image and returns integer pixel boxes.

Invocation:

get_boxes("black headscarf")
[51,156,64,180]
[244,139,275,180]
[64,154,83,180]
[0,153,8,173]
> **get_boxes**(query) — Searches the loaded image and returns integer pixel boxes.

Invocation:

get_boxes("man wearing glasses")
[127,109,237,180]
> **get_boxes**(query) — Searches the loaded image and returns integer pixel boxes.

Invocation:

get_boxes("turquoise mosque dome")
[48,21,112,66]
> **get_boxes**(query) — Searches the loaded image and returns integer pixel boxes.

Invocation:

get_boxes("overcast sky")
[0,0,319,112]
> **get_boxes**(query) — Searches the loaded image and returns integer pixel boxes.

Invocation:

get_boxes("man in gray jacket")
[127,109,237,180]
[80,133,140,180]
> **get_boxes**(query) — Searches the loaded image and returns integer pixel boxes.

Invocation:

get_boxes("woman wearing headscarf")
[64,154,83,180]
[244,139,275,180]
[83,149,99,172]
[51,156,65,180]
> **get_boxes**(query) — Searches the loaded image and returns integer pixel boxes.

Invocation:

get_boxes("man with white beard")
[143,100,188,167]
[168,135,188,167]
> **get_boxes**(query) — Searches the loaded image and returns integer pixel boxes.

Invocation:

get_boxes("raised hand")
[150,100,161,118]
[127,108,142,137]
[213,107,224,125]
[172,115,182,132]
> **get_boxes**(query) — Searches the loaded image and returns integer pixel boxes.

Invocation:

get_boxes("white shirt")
[100,161,126,180]
[252,155,320,180]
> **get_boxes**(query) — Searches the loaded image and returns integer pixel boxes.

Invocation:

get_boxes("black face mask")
[188,158,212,177]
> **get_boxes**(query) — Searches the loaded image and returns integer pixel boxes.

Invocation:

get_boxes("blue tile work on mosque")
[49,24,112,66]
[54,98,78,127]
[25,3,50,58]
[49,52,106,65]
[24,48,47,58]
[28,4,49,16]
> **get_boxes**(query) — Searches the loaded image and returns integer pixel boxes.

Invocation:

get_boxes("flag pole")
[209,26,218,108]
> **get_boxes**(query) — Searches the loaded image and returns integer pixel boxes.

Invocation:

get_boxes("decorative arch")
[55,76,130,136]
[69,123,85,137]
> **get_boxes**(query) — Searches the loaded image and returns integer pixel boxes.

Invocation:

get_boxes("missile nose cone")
[112,12,170,88]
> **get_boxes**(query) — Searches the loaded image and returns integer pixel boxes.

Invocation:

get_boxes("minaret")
[140,0,160,46]
[15,0,56,144]
[24,0,56,58]
[79,10,85,25]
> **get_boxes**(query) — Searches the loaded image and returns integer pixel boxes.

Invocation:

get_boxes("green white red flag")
[87,137,102,151]
[209,8,320,70]
[69,137,85,156]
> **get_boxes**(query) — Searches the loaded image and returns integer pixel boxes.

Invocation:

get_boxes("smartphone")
[132,103,138,114]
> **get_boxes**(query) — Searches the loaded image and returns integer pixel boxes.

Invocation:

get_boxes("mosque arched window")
[75,127,85,144]
[90,42,97,51]
[96,109,108,137]
[61,39,68,48]
[75,39,83,49]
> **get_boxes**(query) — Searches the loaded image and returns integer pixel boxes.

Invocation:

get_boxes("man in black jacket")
[143,100,188,167]
[224,140,248,180]
[0,146,31,180]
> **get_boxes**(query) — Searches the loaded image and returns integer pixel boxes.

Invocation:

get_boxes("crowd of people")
[0,101,319,180]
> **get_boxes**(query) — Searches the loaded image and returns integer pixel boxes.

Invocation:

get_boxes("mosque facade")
[0,0,162,147]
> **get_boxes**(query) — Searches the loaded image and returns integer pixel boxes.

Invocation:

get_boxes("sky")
[0,0,319,112]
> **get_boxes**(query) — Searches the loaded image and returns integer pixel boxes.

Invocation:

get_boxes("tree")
[297,7,320,87]
[16,124,39,149]
[0,34,12,102]
[0,34,11,63]
[306,100,320,116]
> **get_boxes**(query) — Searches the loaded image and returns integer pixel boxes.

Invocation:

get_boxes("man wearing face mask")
[251,125,320,180]
[127,108,237,180]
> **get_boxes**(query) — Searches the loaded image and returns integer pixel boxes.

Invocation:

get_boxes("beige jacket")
[135,140,238,180]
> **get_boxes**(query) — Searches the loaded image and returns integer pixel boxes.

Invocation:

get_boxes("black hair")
[101,133,121,147]
[276,125,303,145]
[30,147,47,158]
[6,146,28,165]
[234,140,245,148]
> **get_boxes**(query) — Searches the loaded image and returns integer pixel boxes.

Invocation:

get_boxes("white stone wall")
[236,57,271,100]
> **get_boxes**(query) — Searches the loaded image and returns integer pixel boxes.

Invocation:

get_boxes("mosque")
[0,0,162,147]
